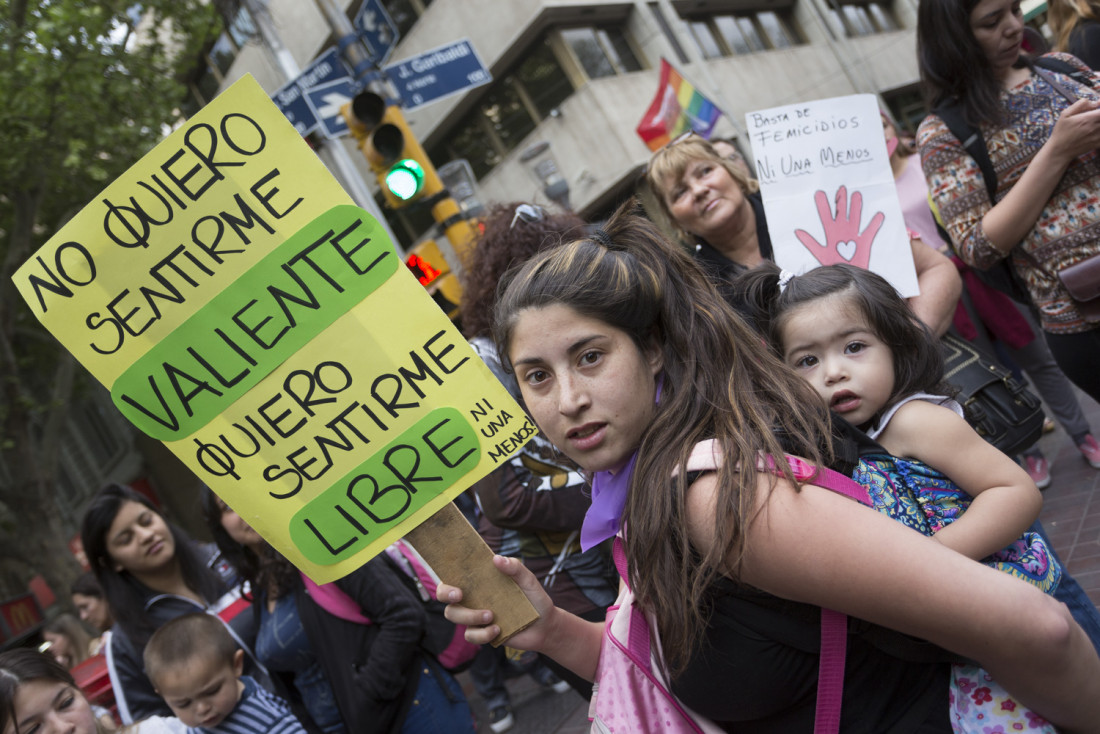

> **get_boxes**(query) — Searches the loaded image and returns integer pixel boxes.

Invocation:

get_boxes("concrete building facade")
[201,0,925,246]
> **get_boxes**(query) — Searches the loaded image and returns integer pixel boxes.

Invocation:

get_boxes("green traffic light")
[385,159,425,201]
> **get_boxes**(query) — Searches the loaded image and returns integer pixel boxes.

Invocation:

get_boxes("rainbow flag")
[636,58,723,151]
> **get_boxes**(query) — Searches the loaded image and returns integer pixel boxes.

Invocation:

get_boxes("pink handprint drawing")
[794,185,884,269]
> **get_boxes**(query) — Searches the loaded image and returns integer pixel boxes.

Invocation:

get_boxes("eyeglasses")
[664,130,697,149]
[510,203,547,229]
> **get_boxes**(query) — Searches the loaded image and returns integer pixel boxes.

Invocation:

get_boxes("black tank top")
[670,578,951,732]
[668,423,954,732]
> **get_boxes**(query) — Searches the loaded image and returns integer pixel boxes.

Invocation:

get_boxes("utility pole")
[242,0,398,246]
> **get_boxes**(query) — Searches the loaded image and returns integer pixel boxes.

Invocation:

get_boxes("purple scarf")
[579,378,662,551]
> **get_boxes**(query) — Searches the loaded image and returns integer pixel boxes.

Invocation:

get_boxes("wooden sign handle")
[405,501,539,646]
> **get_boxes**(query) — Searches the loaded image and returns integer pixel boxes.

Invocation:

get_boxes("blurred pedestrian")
[43,614,95,668]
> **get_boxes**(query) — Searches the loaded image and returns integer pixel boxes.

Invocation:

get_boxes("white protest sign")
[745,94,917,297]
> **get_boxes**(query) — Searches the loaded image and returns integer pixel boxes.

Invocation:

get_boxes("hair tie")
[590,228,614,247]
[778,270,796,293]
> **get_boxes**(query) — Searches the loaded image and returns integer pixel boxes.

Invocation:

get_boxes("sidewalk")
[1034,386,1100,606]
[455,667,589,734]
[458,388,1100,734]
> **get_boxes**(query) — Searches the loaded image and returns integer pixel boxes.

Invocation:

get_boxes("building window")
[688,21,726,59]
[183,4,256,116]
[428,24,642,185]
[688,11,803,56]
[647,2,689,64]
[560,26,643,79]
[714,16,766,54]
[828,1,899,37]
[514,38,574,119]
[429,34,578,180]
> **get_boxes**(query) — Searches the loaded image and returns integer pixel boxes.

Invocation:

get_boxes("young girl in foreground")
[741,262,1053,577]
[741,262,1070,730]
[440,202,1100,733]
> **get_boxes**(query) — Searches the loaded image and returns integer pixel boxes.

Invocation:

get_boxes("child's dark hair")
[738,262,947,419]
[144,613,238,688]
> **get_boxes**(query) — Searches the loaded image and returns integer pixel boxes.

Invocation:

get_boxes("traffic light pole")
[243,0,398,248]
[341,92,477,280]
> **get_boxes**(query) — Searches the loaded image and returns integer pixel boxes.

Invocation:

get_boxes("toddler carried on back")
[740,262,1061,731]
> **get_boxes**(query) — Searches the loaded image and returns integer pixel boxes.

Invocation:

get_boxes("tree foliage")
[0,0,220,600]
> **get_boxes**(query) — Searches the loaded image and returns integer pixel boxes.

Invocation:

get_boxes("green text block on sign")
[290,407,480,565]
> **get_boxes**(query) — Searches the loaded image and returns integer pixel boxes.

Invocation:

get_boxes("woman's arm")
[473,456,590,532]
[878,399,1041,560]
[906,239,961,336]
[686,472,1100,733]
[979,97,1100,253]
[439,554,605,681]
[919,70,1100,267]
[339,556,427,700]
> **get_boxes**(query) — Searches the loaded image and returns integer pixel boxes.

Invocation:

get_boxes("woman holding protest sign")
[460,202,619,728]
[643,133,961,335]
[80,484,262,725]
[917,0,1100,404]
[200,489,475,734]
[439,202,1100,732]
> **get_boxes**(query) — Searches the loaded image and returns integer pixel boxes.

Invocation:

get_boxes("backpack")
[301,539,480,673]
[587,446,871,734]
[931,56,1096,304]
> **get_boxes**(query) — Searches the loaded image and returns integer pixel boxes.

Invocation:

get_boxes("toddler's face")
[780,296,894,429]
[156,651,244,730]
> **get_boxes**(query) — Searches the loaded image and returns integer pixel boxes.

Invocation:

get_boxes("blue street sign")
[354,0,399,64]
[272,48,349,135]
[304,77,357,140]
[383,39,491,111]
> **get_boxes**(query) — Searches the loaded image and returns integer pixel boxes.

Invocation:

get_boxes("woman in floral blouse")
[917,0,1100,405]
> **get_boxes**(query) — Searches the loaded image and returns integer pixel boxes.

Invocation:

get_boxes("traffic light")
[405,239,462,320]
[342,90,479,290]
[341,91,443,208]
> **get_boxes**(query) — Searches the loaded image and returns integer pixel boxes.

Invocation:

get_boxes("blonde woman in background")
[1049,0,1100,69]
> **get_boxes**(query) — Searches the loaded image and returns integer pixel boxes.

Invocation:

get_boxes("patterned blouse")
[917,53,1100,334]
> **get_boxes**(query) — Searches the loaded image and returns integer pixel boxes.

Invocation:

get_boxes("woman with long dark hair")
[917,0,1100,406]
[81,484,258,724]
[439,202,1100,731]
[200,489,475,734]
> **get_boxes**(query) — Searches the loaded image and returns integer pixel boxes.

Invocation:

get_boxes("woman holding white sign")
[643,134,961,335]
[917,0,1100,405]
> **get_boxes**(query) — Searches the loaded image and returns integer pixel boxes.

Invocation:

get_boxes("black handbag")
[940,333,1045,456]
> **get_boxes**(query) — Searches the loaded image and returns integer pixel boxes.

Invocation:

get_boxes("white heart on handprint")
[837,240,858,261]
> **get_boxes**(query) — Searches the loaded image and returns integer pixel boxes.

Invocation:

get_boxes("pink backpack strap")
[676,442,873,734]
[300,573,372,625]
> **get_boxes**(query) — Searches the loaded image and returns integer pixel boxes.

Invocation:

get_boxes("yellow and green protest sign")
[13,75,534,583]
